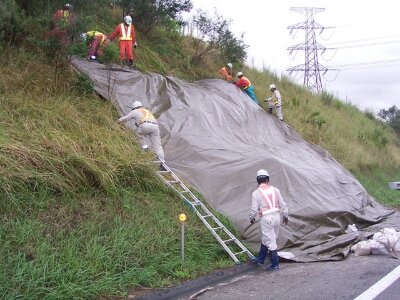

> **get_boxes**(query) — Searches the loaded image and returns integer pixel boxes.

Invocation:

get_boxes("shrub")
[307,111,326,129]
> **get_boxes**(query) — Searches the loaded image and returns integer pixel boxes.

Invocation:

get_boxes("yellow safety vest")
[120,24,132,41]
[139,108,156,124]
[87,31,107,43]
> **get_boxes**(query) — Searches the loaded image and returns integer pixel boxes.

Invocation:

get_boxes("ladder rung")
[190,202,201,206]
[180,190,189,194]
[202,214,212,218]
[167,180,180,184]
[223,238,236,244]
[158,170,170,174]
[233,250,247,256]
[212,226,223,231]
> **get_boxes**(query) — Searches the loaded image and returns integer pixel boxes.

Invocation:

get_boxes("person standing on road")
[266,84,283,121]
[249,169,289,271]
[235,72,259,104]
[118,101,165,162]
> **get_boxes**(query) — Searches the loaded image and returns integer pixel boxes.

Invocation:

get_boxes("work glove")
[250,217,256,225]
[283,216,289,225]
[133,42,138,49]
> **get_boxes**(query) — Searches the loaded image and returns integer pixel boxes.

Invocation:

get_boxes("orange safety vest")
[258,185,279,215]
[237,76,252,90]
[219,67,232,81]
[119,24,133,41]
[138,108,156,124]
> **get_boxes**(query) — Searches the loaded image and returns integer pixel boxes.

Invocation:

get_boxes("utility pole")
[287,7,332,93]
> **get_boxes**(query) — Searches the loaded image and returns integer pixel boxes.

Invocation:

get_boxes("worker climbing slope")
[235,72,259,104]
[110,15,137,68]
[266,84,284,121]
[219,63,233,82]
[118,101,165,162]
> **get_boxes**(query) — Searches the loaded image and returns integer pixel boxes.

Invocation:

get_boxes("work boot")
[268,107,273,114]
[266,250,279,271]
[250,244,268,265]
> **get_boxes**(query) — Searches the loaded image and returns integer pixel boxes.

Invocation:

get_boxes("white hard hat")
[80,33,87,41]
[256,169,269,178]
[124,15,132,24]
[227,63,232,69]
[132,101,143,109]
[237,71,243,77]
[270,84,276,89]
[64,3,73,10]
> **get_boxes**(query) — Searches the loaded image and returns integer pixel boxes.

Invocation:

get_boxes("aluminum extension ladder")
[155,160,255,264]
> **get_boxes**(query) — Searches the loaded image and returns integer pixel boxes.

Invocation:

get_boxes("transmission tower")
[287,7,332,93]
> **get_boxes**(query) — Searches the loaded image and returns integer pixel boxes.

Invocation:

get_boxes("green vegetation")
[1,1,400,299]
[0,50,234,299]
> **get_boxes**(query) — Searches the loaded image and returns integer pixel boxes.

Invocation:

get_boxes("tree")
[378,105,400,136]
[189,9,247,65]
[113,0,192,34]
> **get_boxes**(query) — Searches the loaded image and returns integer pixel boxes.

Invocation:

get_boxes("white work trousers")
[260,212,281,250]
[268,101,283,121]
[138,123,164,161]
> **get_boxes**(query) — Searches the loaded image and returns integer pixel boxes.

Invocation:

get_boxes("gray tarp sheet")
[72,58,400,262]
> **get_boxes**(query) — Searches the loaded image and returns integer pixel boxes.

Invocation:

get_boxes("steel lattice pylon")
[287,7,329,93]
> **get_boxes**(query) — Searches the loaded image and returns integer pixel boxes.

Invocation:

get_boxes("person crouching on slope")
[235,72,259,104]
[118,101,165,162]
[110,15,137,67]
[81,31,109,61]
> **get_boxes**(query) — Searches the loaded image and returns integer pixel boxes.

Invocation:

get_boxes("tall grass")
[0,50,234,299]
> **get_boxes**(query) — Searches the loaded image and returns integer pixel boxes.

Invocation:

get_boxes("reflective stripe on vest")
[120,24,132,41]
[139,108,156,124]
[63,10,70,22]
[258,185,279,212]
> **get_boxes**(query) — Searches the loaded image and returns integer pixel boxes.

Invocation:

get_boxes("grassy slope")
[1,23,400,299]
[0,51,234,299]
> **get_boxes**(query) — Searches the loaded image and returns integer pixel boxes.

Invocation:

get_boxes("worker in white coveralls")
[118,101,165,162]
[266,84,283,121]
[249,169,288,271]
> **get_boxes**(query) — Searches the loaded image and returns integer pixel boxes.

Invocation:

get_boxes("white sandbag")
[352,241,371,256]
[390,235,400,259]
[373,232,389,250]
[345,224,358,233]
[381,228,398,249]
[369,240,390,255]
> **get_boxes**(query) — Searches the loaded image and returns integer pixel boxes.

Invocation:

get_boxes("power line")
[327,33,400,46]
[332,39,400,49]
[329,58,400,69]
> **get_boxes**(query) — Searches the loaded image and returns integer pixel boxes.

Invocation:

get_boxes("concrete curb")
[132,263,258,300]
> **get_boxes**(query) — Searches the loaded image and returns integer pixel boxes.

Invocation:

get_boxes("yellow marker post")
[179,213,187,266]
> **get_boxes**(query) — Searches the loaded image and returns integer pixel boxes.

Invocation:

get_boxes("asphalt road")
[181,255,400,300]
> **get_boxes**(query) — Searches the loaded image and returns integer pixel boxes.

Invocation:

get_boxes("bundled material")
[351,228,400,258]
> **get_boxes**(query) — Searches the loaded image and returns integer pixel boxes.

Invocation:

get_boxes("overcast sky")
[188,0,400,113]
